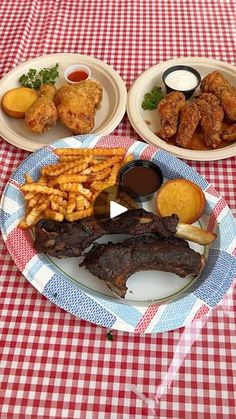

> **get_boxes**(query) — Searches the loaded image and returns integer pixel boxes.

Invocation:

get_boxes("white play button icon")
[110,201,128,218]
[93,185,142,228]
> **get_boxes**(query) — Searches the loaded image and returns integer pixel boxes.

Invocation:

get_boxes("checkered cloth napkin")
[0,0,235,418]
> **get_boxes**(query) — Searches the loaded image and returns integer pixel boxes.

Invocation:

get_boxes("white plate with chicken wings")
[0,53,127,151]
[127,57,236,161]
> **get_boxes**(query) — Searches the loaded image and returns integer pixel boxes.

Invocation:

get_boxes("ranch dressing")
[165,70,199,91]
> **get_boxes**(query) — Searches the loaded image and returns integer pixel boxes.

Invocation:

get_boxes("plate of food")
[1,135,235,333]
[127,57,236,161]
[0,53,127,151]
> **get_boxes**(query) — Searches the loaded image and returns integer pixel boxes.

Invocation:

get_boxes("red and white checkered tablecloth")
[0,1,235,418]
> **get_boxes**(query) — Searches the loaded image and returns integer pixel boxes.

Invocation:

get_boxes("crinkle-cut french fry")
[90,180,107,192]
[108,163,122,183]
[55,147,126,156]
[90,179,115,192]
[66,192,76,214]
[123,154,134,164]
[56,174,89,184]
[65,207,93,222]
[75,196,85,210]
[65,159,92,175]
[86,167,111,182]
[44,209,64,222]
[26,202,50,226]
[75,195,90,210]
[42,158,91,177]
[28,193,42,208]
[21,183,67,197]
[89,158,105,165]
[18,220,28,229]
[49,195,67,207]
[83,156,122,175]
[24,173,33,183]
[59,183,92,200]
[59,156,84,162]
[24,192,35,200]
[37,176,48,185]
[91,190,101,202]
[38,194,51,205]
[51,200,67,214]
[47,178,60,187]
[41,161,63,175]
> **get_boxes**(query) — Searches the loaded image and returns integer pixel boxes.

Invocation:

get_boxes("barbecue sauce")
[121,165,162,196]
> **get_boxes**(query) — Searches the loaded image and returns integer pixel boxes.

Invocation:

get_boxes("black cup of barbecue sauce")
[118,160,163,202]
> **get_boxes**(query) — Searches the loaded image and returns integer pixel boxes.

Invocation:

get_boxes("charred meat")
[80,236,205,298]
[34,209,179,258]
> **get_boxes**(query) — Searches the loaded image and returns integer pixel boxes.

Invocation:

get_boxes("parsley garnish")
[19,63,59,89]
[141,85,164,110]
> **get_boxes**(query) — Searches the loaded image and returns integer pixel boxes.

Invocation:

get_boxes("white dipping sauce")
[165,70,198,91]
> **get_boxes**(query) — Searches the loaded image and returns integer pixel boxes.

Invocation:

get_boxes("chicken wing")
[200,71,231,93]
[55,79,103,134]
[213,86,236,122]
[175,102,201,148]
[196,93,224,148]
[221,123,236,142]
[25,85,58,134]
[158,91,185,139]
[200,71,236,122]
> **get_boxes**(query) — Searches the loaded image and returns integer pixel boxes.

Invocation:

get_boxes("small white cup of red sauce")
[64,64,91,83]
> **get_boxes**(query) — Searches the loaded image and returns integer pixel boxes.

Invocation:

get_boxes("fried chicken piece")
[25,85,58,134]
[200,71,231,93]
[201,71,236,122]
[175,103,201,148]
[158,91,185,139]
[221,123,236,142]
[196,93,224,148]
[214,86,236,122]
[74,79,103,105]
[55,79,103,134]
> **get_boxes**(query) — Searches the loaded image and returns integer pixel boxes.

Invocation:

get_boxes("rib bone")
[176,223,216,245]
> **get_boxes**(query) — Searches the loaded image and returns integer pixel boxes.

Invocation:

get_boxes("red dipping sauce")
[67,70,89,82]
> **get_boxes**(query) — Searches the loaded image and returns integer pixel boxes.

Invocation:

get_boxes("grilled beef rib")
[80,235,205,298]
[34,209,179,257]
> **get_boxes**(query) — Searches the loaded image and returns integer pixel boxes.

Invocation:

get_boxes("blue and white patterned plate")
[1,135,236,333]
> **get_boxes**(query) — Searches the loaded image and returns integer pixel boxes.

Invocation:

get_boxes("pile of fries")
[19,147,134,229]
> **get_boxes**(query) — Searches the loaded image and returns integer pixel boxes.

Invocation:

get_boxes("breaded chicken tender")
[55,79,103,134]
[158,91,185,139]
[175,103,201,148]
[196,93,224,148]
[25,85,58,134]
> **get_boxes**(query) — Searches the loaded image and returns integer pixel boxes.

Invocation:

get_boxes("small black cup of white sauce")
[162,65,201,99]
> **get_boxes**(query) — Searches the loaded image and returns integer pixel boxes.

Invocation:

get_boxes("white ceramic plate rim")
[127,57,236,161]
[0,53,127,151]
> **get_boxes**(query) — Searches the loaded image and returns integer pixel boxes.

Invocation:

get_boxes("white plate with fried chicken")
[0,53,127,151]
[127,57,236,161]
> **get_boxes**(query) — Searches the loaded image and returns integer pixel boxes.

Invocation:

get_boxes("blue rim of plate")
[1,134,236,333]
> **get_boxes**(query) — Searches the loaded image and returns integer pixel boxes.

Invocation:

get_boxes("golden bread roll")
[1,87,38,118]
[155,178,206,224]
